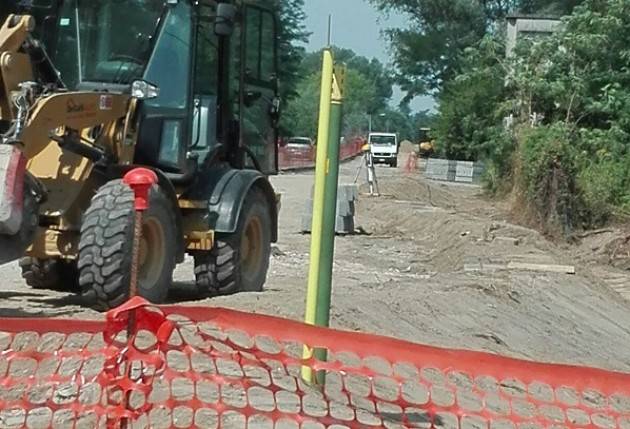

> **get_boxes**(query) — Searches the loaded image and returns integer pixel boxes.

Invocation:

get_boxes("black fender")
[106,165,185,262]
[188,167,278,243]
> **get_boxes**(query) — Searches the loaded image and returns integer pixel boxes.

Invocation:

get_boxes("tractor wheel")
[194,188,271,295]
[20,257,78,292]
[78,180,177,311]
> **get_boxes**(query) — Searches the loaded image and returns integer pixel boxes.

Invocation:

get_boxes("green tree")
[497,0,630,226]
[282,48,402,137]
[435,37,508,161]
[274,0,310,102]
[519,0,585,14]
[300,47,394,114]
[282,67,384,138]
[368,0,585,100]
[281,73,321,138]
[368,0,514,98]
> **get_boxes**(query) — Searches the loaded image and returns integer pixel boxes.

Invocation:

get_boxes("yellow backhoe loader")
[418,127,435,158]
[0,0,281,311]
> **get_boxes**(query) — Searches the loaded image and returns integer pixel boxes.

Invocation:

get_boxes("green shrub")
[577,160,626,224]
[482,130,517,195]
[434,37,507,162]
[518,124,581,235]
[515,124,630,231]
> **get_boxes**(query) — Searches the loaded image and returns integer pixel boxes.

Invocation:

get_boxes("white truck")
[369,133,399,167]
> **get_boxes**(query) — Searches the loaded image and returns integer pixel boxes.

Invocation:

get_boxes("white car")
[284,137,315,156]
[287,137,314,148]
[369,133,399,167]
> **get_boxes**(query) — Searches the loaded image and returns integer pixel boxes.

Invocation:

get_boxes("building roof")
[506,14,562,21]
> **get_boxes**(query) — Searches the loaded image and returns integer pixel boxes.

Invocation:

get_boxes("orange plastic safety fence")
[278,138,364,171]
[2,297,630,429]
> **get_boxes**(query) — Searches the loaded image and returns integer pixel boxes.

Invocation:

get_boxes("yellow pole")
[302,48,334,383]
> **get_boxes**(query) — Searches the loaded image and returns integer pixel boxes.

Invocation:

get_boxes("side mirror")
[131,80,159,100]
[215,3,237,37]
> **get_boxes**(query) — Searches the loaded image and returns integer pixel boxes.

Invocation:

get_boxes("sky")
[303,0,436,112]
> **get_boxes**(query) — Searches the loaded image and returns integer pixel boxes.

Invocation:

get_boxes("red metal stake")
[121,168,157,428]
[123,168,158,299]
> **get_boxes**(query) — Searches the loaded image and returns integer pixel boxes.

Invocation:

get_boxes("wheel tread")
[193,188,271,295]
[79,180,176,311]
[20,257,77,291]
[78,180,135,311]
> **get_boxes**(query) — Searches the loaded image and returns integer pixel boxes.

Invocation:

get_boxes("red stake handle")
[121,168,159,428]
[123,168,158,211]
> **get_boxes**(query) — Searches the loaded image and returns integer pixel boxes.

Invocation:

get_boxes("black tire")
[78,180,177,311]
[20,257,78,292]
[194,188,272,296]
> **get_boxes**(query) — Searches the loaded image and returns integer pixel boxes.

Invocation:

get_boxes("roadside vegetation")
[368,0,630,235]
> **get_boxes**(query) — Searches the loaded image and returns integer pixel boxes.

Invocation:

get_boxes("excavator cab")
[0,0,281,310]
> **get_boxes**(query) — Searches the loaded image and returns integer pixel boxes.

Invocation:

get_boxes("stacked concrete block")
[426,158,486,184]
[301,184,358,235]
[425,159,454,181]
[455,161,474,183]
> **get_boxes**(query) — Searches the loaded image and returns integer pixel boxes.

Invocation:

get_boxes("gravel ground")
[2,157,630,372]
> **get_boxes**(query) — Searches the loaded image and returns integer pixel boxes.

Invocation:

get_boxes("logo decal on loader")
[99,95,113,111]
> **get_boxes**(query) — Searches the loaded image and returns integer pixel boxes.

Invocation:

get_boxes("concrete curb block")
[302,184,359,234]
[426,158,486,184]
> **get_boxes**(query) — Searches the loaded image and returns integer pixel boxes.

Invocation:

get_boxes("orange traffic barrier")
[405,152,418,174]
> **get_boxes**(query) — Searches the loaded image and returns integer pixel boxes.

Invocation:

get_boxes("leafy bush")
[577,160,628,224]
[515,124,630,231]
[482,130,516,195]
[434,37,508,161]
[517,125,581,235]
[473,0,630,233]
[575,126,630,223]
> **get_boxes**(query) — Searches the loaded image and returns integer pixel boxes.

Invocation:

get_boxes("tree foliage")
[508,0,630,225]
[383,0,630,232]
[368,0,585,100]
[434,0,630,230]
[281,47,405,138]
[299,48,394,114]
[273,0,310,102]
[434,37,508,161]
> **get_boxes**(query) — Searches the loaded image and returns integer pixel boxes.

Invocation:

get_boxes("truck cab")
[369,132,399,168]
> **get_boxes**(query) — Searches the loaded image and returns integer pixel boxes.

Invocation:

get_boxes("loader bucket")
[0,145,35,266]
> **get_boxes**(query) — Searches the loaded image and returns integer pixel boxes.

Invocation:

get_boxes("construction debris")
[465,259,576,274]
[507,262,576,275]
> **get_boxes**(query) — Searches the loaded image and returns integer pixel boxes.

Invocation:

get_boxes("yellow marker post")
[302,48,334,383]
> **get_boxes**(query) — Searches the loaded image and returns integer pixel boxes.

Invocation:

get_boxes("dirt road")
[2,158,630,372]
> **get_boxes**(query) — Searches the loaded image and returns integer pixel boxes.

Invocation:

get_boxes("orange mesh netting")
[1,297,630,429]
[279,138,363,171]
